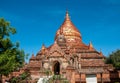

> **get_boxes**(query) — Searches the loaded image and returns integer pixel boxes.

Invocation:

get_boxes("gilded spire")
[60,10,70,34]
[65,10,70,21]
[55,11,82,44]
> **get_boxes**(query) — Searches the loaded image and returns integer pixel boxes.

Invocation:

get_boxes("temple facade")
[26,11,119,83]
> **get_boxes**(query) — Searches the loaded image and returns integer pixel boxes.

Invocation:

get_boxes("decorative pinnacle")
[99,49,103,56]
[100,49,102,53]
[41,44,46,50]
[89,41,94,50]
[90,41,93,47]
[31,53,35,59]
[32,53,34,56]
[65,10,70,21]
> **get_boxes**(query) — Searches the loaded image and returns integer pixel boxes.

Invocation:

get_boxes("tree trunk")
[0,74,2,83]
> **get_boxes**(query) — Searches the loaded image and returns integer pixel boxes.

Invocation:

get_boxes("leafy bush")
[106,49,120,69]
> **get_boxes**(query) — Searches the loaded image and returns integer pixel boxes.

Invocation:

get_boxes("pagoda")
[27,11,116,83]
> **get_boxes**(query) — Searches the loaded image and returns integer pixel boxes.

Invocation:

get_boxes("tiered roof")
[29,11,105,69]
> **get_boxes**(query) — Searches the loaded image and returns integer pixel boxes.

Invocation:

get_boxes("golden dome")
[55,11,82,43]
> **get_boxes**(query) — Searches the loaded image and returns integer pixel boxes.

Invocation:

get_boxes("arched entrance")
[53,61,60,75]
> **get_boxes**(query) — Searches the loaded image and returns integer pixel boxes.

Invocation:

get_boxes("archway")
[53,61,60,75]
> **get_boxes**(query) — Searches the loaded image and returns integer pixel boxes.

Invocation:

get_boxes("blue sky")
[0,0,120,62]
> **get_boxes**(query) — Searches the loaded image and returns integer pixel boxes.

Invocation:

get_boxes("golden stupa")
[55,11,82,44]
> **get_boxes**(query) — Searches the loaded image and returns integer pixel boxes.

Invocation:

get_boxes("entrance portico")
[53,61,60,75]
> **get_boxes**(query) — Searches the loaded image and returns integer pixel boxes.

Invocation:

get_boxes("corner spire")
[89,41,94,50]
[41,44,46,54]
[32,53,34,57]
[41,44,46,50]
[30,53,35,60]
[99,49,103,55]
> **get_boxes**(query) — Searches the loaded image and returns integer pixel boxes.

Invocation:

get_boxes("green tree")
[0,18,27,83]
[106,49,120,69]
[10,71,31,83]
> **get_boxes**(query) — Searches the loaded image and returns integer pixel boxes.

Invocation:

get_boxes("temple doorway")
[53,61,60,75]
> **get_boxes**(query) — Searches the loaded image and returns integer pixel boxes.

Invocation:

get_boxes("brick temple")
[26,11,120,83]
[4,11,120,83]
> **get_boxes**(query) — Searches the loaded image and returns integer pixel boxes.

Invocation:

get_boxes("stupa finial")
[65,10,70,21]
